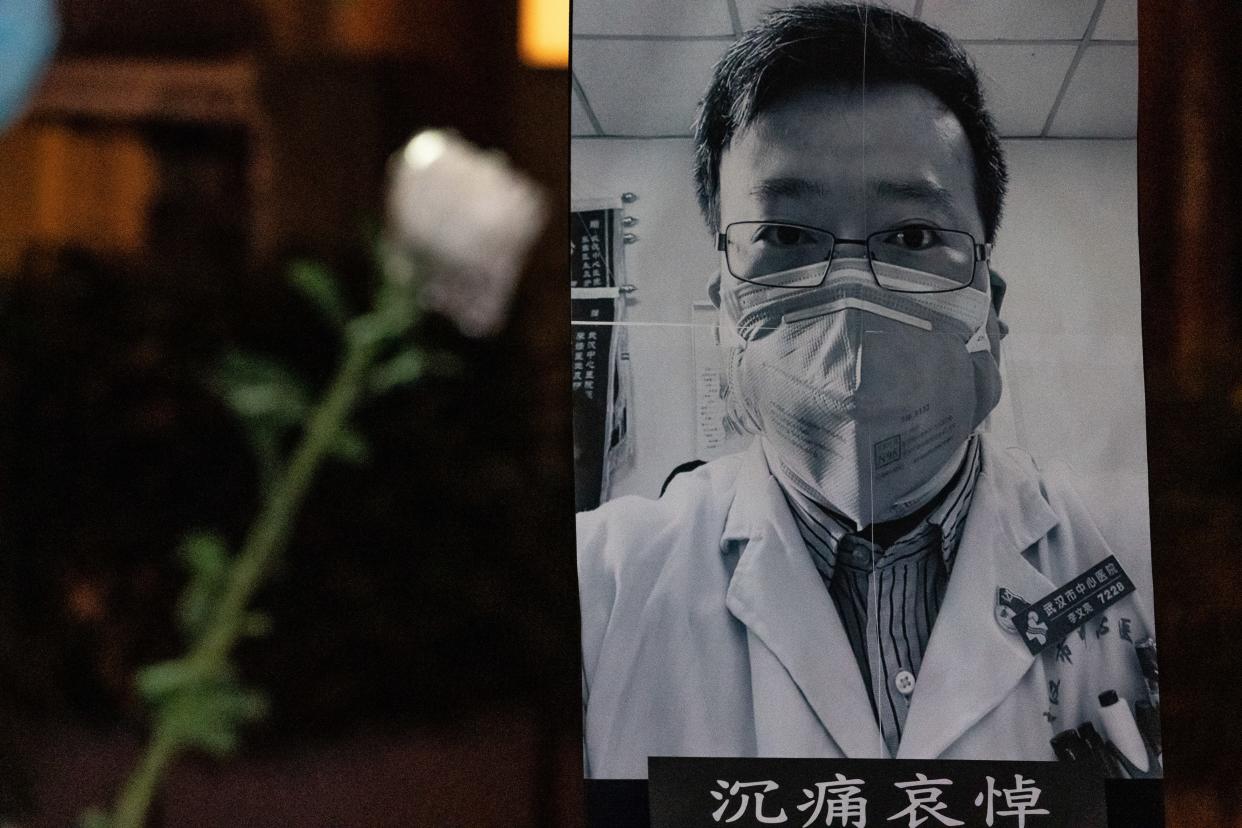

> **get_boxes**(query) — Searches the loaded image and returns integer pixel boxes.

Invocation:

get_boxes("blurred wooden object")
[0,57,272,266]
[1140,0,1242,392]
[0,52,391,271]
[256,0,474,63]
[1140,2,1242,825]
[0,0,521,275]
[23,58,268,262]
[33,58,260,123]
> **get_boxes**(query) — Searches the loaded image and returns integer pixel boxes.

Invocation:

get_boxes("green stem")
[111,721,178,828]
[109,335,382,828]
[196,338,376,668]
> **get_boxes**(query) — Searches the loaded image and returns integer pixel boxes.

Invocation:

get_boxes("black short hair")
[692,2,1007,242]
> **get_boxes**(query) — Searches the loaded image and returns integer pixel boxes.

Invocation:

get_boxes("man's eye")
[884,227,941,251]
[754,224,813,246]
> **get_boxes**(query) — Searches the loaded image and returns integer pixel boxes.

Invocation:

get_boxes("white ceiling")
[574,0,736,36]
[572,0,1137,139]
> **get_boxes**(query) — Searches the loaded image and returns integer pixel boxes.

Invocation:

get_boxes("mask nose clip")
[831,239,869,257]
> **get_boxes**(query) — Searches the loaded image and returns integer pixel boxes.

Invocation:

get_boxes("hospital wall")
[571,137,1151,596]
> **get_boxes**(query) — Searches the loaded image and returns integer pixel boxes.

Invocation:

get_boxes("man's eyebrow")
[749,177,960,212]
[749,177,829,200]
[873,179,958,211]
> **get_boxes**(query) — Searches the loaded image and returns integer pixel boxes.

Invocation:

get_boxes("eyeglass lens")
[724,222,977,292]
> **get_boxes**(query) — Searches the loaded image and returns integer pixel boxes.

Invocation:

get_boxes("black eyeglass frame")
[716,221,993,293]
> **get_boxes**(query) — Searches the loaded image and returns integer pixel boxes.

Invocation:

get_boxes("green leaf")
[345,312,398,351]
[329,427,370,465]
[288,259,350,329]
[368,349,426,395]
[180,532,229,582]
[349,247,423,348]
[160,678,268,758]
[375,278,419,335]
[216,353,311,428]
[176,533,232,640]
[216,353,310,475]
[220,382,309,425]
[136,659,201,703]
[223,385,306,421]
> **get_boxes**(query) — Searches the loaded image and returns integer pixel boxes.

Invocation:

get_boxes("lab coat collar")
[720,439,766,550]
[897,435,1061,758]
[722,440,886,757]
[721,436,1062,760]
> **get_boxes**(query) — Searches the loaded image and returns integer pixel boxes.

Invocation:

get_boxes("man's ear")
[707,269,722,309]
[707,270,724,348]
[989,267,1009,340]
[989,268,1006,316]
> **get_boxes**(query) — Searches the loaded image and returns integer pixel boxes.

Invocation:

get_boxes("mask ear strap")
[713,269,747,352]
[964,271,1000,353]
[966,322,991,353]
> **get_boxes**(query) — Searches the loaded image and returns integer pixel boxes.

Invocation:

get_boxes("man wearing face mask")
[578,3,1156,780]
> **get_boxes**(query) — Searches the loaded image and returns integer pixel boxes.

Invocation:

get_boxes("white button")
[895,670,916,696]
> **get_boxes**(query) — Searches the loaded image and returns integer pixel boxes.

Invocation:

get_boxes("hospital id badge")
[1013,555,1137,655]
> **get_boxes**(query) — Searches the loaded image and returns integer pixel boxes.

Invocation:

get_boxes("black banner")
[648,758,1105,828]
[573,296,617,511]
[586,778,1162,828]
[572,208,616,288]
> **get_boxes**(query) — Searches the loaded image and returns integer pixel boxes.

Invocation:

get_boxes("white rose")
[387,130,548,337]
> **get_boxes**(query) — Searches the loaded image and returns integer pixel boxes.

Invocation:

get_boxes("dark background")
[0,0,580,824]
[0,0,1236,825]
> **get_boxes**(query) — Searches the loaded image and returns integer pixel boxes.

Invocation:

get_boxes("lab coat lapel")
[897,441,1060,759]
[723,443,885,758]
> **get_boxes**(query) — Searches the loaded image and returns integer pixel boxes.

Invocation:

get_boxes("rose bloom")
[387,130,547,337]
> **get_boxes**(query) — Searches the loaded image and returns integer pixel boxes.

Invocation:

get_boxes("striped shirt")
[772,436,983,757]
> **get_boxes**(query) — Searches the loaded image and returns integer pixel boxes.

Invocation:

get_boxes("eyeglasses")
[717,221,991,293]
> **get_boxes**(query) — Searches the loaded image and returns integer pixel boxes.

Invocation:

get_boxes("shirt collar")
[770,436,983,582]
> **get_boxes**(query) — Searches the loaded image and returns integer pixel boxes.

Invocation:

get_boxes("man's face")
[713,82,1004,525]
[717,81,988,304]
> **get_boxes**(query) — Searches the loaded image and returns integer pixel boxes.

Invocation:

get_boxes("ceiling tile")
[572,86,598,136]
[573,38,726,135]
[921,0,1097,40]
[573,0,734,37]
[1092,0,1137,40]
[1048,44,1137,137]
[735,0,917,31]
[966,43,1079,136]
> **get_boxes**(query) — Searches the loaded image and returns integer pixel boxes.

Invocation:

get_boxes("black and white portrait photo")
[570,0,1158,780]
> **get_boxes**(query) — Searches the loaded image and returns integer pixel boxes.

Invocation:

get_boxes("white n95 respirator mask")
[719,258,1002,528]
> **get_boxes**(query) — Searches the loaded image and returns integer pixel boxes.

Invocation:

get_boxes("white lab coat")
[578,435,1154,779]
